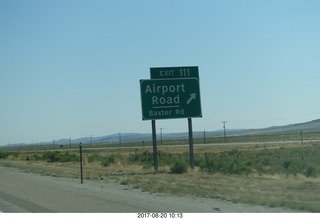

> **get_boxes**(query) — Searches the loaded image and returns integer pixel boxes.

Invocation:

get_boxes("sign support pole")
[151,120,158,172]
[188,118,195,170]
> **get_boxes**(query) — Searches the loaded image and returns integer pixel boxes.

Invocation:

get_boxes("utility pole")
[203,129,206,144]
[90,135,93,147]
[119,132,121,146]
[222,121,227,143]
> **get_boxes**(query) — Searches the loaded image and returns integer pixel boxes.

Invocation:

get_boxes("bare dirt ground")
[0,165,301,213]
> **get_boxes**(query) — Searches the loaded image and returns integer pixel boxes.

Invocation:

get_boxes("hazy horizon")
[1,1,320,145]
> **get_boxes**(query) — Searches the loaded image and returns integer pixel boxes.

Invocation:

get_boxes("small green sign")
[150,66,199,79]
[140,78,202,120]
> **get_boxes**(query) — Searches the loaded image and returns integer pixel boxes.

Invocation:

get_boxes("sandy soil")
[0,165,301,213]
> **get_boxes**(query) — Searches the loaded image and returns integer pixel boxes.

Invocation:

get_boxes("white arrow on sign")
[186,93,196,104]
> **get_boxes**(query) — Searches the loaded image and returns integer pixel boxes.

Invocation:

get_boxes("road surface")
[0,165,300,213]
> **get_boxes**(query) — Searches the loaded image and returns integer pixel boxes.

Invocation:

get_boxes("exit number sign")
[150,66,199,79]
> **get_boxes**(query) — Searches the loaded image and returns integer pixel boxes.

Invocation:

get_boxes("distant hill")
[54,133,152,145]
[244,119,320,135]
[3,119,320,147]
[67,118,320,144]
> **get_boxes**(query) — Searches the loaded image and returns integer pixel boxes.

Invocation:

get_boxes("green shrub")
[100,155,116,167]
[87,153,101,163]
[305,165,317,177]
[129,151,153,165]
[42,151,78,163]
[60,152,78,162]
[229,160,251,175]
[33,154,41,161]
[0,151,19,159]
[170,160,188,174]
[0,152,9,159]
[43,151,60,162]
[283,160,292,170]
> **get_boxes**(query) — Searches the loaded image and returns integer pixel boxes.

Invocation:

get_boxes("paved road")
[0,165,300,213]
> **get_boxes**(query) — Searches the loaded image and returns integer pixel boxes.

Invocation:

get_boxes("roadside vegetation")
[1,142,320,212]
[5,144,318,177]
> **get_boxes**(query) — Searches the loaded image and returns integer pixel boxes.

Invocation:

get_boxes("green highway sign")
[150,66,199,79]
[140,78,202,120]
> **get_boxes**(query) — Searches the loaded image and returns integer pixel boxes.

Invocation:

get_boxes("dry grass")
[120,170,320,212]
[1,143,320,212]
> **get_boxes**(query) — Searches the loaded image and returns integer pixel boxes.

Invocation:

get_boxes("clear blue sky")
[1,0,320,145]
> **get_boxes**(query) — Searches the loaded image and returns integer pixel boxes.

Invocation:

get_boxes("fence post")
[79,142,83,184]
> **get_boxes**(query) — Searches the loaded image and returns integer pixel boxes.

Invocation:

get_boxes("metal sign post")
[188,118,194,169]
[151,120,158,172]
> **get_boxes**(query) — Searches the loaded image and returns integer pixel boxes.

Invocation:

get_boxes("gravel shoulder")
[0,165,301,213]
